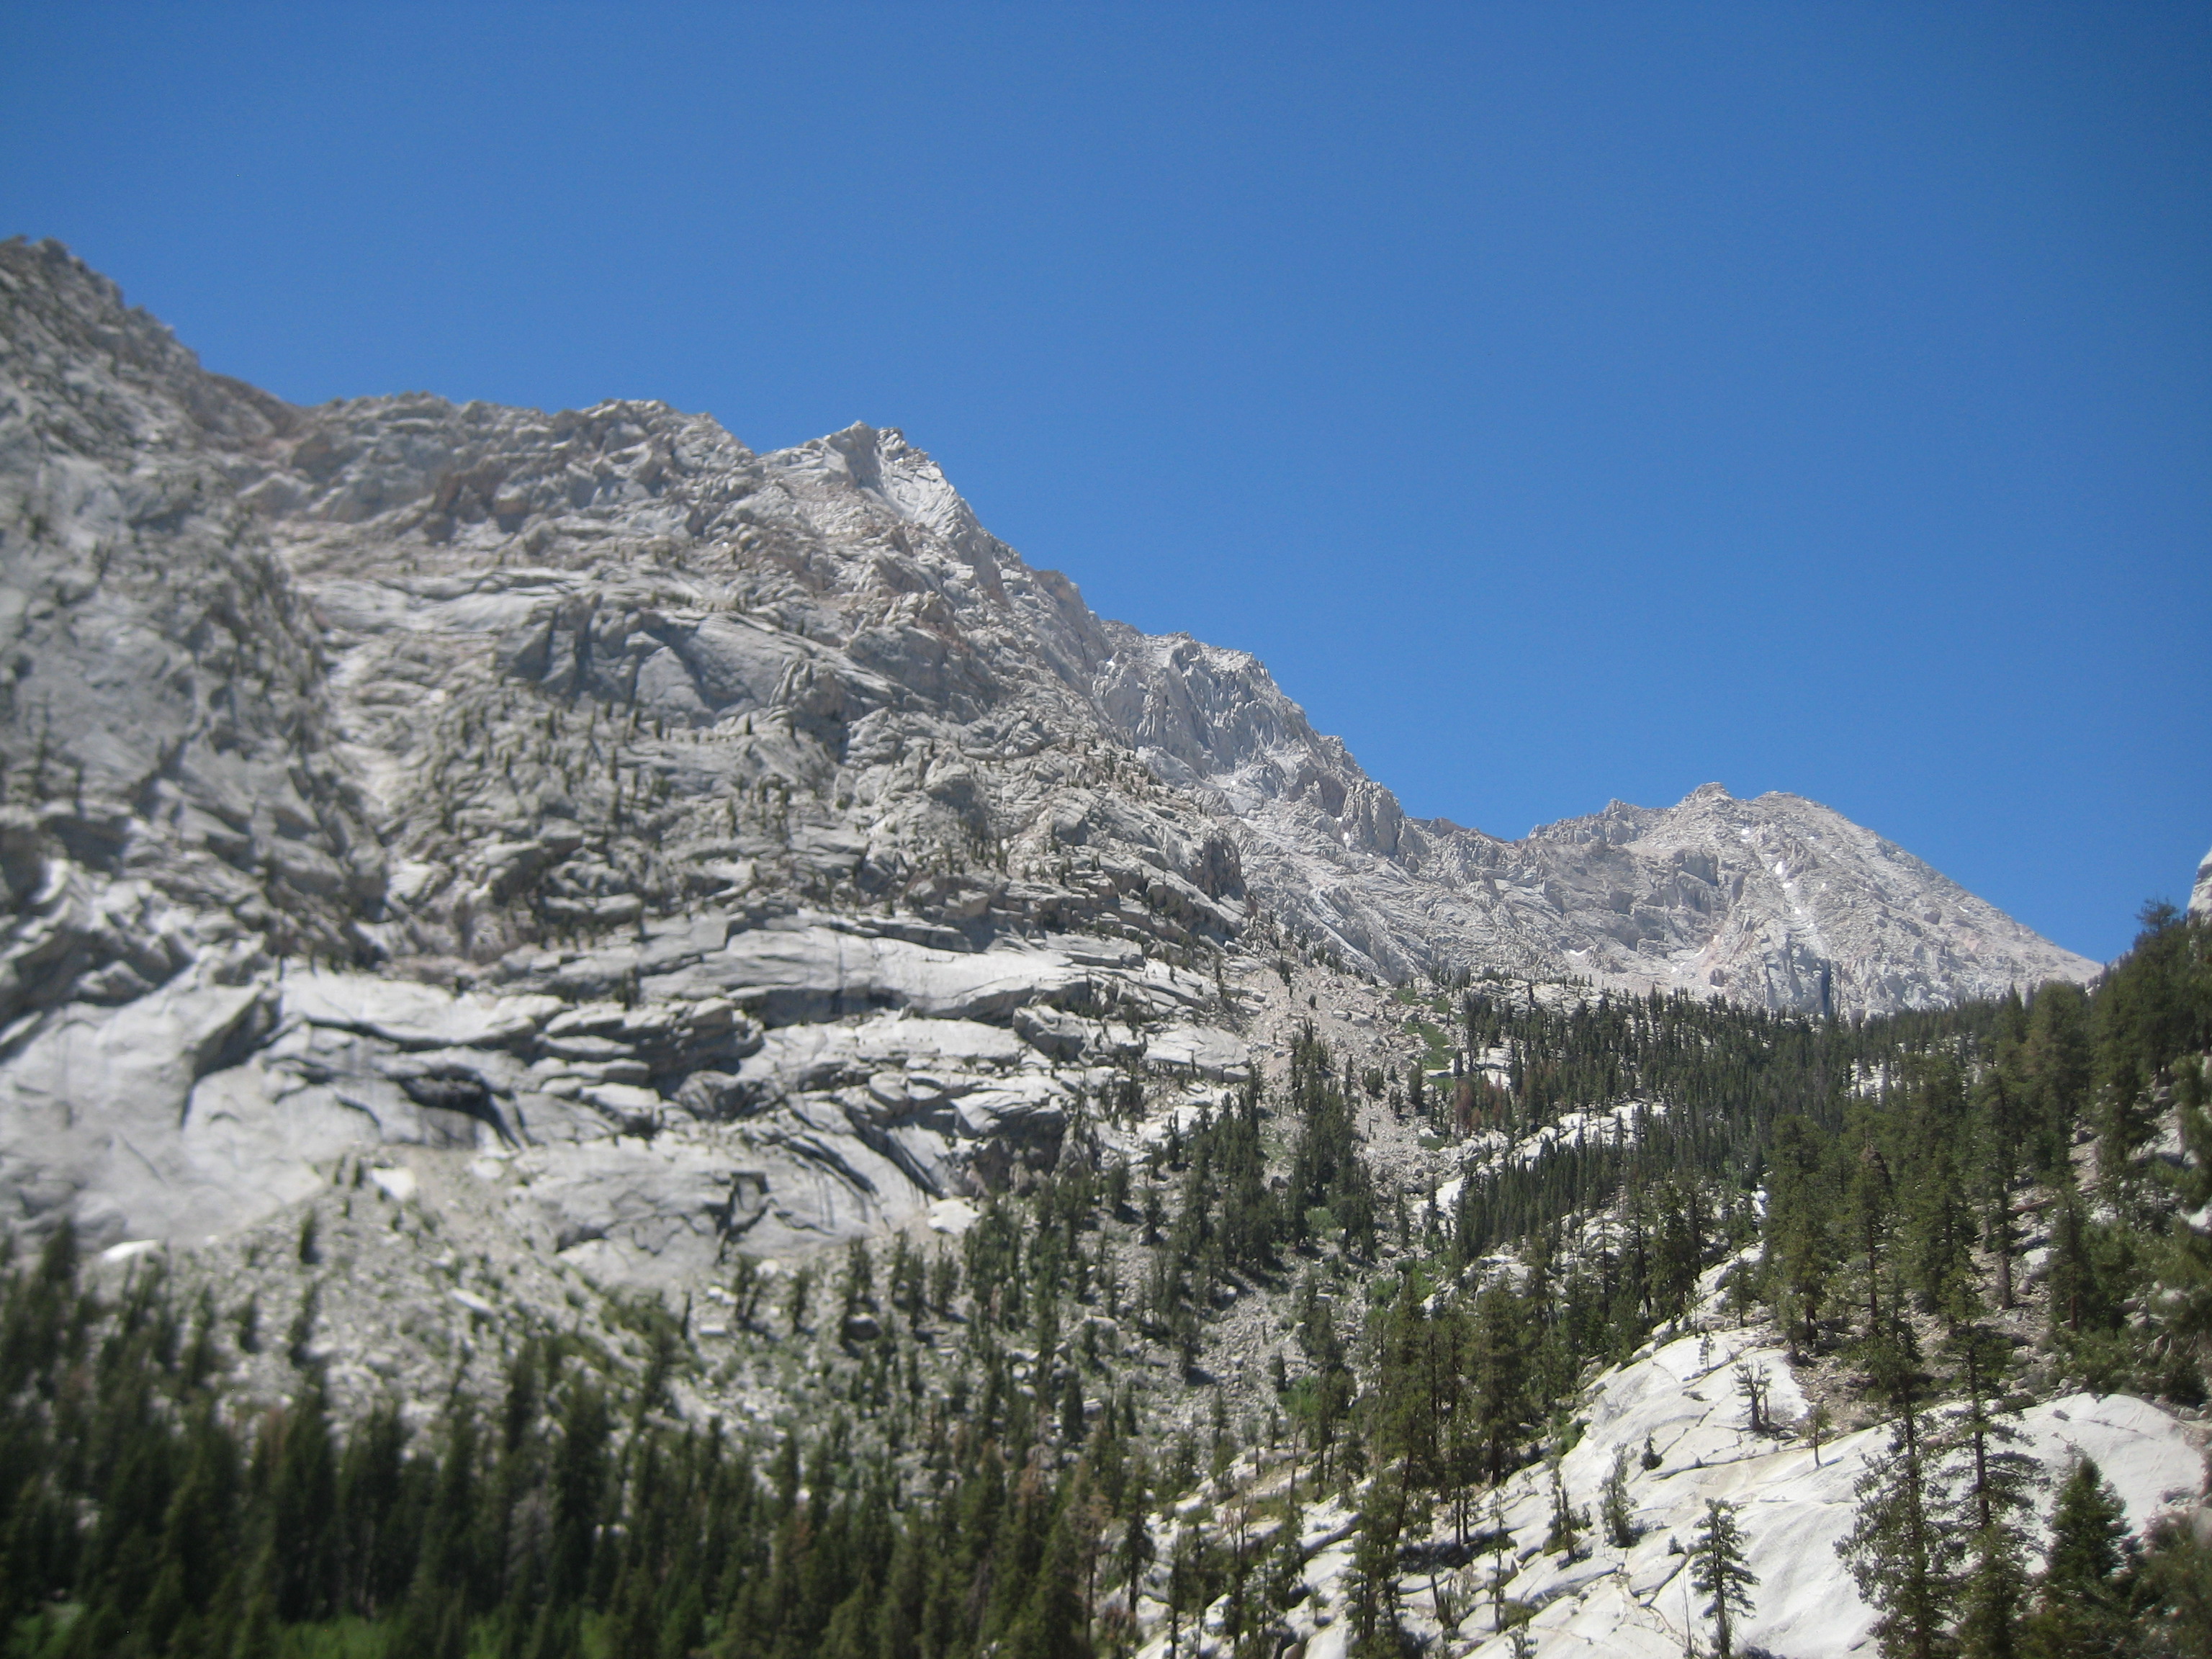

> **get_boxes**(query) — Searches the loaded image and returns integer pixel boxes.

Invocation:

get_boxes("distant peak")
[1684,782,1732,804]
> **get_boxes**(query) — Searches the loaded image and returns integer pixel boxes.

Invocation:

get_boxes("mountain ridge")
[0,235,2100,1259]
[0,235,2095,1016]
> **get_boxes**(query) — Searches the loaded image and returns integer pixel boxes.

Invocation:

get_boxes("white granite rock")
[1142,1022,1251,1082]
[0,975,271,1243]
[0,239,2128,1289]
[1276,1320,2206,1659]
[282,970,562,1050]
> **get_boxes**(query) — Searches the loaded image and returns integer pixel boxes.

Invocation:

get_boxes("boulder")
[0,976,274,1242]
[283,970,562,1051]
[1143,1023,1251,1083]
[519,1133,771,1285]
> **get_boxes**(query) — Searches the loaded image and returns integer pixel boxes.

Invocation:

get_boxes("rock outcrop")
[1269,1274,2204,1659]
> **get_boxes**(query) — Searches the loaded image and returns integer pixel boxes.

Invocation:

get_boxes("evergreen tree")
[1956,1520,2032,1659]
[1838,1404,1961,1659]
[2159,1056,2212,1404]
[1972,1064,2029,1312]
[2095,904,2212,1214]
[1845,1130,1898,1344]
[1009,1488,1094,1659]
[1540,1452,1586,1561]
[1691,1499,1758,1659]
[1601,1446,1637,1550]
[1763,1114,1835,1357]
[267,1387,338,1622]
[1903,1072,1980,1326]
[229,1575,283,1659]
[2021,981,2093,1181]
[1344,1464,1409,1658]
[2022,1458,2134,1659]
[2132,1511,2212,1659]
[1468,1280,1534,1486]
[1943,1327,2038,1659]
[0,896,2202,1659]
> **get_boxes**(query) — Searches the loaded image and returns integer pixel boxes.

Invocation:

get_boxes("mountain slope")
[1108,613,2093,1010]
[0,238,2105,1259]
[2,237,2092,1023]
[0,219,2199,1659]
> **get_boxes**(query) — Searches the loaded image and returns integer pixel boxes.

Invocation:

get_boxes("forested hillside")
[4,905,2208,1658]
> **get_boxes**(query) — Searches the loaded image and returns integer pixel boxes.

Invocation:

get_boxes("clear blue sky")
[4,4,2206,962]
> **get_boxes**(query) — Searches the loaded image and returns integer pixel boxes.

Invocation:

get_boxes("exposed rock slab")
[1270,1310,2204,1659]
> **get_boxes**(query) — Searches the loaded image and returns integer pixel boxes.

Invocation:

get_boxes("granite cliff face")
[0,238,2100,1259]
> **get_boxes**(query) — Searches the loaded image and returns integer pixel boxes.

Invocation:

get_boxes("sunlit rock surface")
[0,237,2101,1259]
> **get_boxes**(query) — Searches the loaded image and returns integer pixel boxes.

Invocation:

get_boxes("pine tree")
[2160,1056,2212,1405]
[2132,1510,2212,1659]
[2046,1186,2103,1340]
[1346,1464,1410,1657]
[2022,981,2094,1180]
[1846,1132,1898,1344]
[2021,1458,2134,1659]
[2094,902,2208,1216]
[1469,1280,1534,1485]
[1905,1124,1979,1326]
[1956,1519,2032,1659]
[1763,1115,1834,1357]
[1691,1499,1758,1659]
[1543,1455,1587,1560]
[230,1576,284,1659]
[1838,1403,1961,1659]
[1601,1446,1637,1550]
[1943,1326,2039,1659]
[1117,1504,1155,1611]
[1973,1067,2028,1311]
[840,1238,874,1322]
[659,1575,706,1659]
[1264,1483,1307,1633]
[1162,1524,1200,1659]
[269,1386,338,1621]
[393,1582,471,1659]
[1732,1361,1772,1434]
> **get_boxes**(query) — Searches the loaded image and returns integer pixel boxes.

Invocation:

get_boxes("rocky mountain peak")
[0,240,2110,1262]
[0,240,2106,1032]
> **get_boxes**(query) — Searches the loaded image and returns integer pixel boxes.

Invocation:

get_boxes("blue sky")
[4,4,2206,961]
